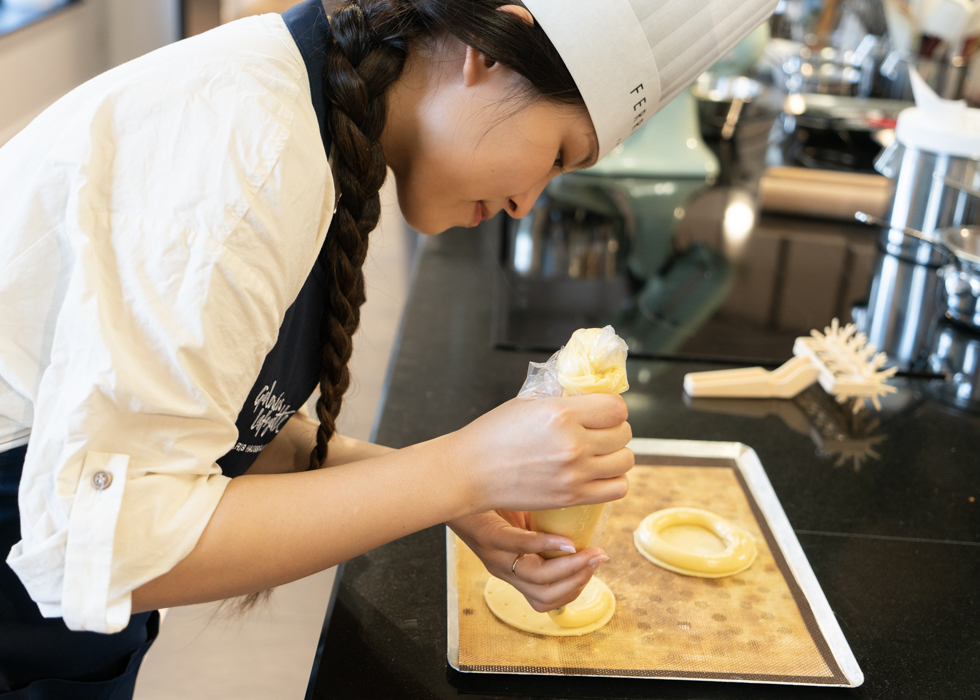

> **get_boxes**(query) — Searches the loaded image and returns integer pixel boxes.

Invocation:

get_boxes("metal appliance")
[927,317,980,412]
[862,79,980,368]
[938,225,980,329]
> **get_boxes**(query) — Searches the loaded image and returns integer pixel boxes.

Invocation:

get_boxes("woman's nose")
[505,178,551,219]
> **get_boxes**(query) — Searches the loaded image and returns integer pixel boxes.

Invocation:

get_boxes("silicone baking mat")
[447,439,863,687]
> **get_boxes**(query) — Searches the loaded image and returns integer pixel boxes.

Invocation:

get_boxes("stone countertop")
[307,220,980,700]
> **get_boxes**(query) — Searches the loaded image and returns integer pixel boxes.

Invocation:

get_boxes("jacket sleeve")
[5,19,332,633]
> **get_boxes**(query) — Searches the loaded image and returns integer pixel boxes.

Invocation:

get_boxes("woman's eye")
[554,152,565,170]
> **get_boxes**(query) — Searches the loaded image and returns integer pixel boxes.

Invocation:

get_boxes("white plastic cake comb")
[683,319,897,412]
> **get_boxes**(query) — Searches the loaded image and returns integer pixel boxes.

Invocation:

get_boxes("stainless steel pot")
[874,140,980,241]
[862,141,980,368]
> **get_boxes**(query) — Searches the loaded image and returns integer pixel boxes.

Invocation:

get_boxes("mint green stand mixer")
[551,87,720,282]
[546,90,730,354]
[543,27,769,354]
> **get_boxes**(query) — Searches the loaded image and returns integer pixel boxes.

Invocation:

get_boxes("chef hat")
[522,0,779,159]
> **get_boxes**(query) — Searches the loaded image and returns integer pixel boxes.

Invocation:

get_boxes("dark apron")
[0,1,334,695]
[218,0,333,479]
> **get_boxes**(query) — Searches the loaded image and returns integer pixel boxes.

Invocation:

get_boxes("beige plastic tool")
[683,319,897,412]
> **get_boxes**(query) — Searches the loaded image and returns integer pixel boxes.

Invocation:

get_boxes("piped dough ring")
[633,507,757,578]
[483,576,615,636]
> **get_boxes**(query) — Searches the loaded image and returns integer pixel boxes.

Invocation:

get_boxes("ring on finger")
[511,553,525,577]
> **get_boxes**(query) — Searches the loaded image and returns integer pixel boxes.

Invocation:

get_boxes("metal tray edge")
[445,438,864,688]
[631,438,864,688]
[446,525,461,671]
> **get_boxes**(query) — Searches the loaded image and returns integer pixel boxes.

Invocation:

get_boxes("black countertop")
[307,221,980,699]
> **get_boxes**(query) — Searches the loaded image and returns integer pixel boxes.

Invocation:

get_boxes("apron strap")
[282,0,334,155]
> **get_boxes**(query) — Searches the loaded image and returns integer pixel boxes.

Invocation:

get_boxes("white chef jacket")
[0,14,334,633]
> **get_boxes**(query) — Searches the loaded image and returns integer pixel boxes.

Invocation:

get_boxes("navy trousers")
[0,446,159,699]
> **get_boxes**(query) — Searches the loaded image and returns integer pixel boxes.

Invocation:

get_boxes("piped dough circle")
[634,507,757,578]
[483,576,616,636]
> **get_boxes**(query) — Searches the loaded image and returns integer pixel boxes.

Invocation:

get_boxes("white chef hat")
[522,0,779,159]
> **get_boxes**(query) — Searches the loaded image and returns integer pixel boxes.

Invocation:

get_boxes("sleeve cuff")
[61,451,131,633]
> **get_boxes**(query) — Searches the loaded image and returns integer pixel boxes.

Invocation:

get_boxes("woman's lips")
[469,201,491,228]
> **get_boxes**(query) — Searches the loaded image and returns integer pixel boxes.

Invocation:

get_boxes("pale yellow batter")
[528,326,627,558]
[528,503,609,559]
[633,507,757,578]
[510,326,626,632]
[483,575,616,636]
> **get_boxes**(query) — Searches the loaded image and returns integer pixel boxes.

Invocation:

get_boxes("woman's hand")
[446,394,633,514]
[448,510,609,613]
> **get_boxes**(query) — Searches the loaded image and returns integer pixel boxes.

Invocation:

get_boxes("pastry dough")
[634,507,757,578]
[483,576,616,636]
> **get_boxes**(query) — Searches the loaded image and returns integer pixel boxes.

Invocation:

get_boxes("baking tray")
[447,438,863,687]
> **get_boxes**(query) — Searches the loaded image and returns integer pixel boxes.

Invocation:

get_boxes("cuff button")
[92,471,113,491]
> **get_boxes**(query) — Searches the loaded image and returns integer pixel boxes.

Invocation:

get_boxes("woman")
[0,0,774,696]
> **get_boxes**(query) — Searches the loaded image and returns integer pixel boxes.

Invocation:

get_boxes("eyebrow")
[572,131,600,171]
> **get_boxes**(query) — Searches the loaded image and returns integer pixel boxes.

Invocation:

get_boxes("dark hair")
[308,0,584,472]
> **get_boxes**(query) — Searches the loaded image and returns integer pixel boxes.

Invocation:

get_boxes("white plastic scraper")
[683,320,898,412]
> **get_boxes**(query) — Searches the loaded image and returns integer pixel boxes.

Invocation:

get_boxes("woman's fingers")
[455,510,576,559]
[450,511,613,613]
[511,550,608,612]
[484,515,577,556]
[512,547,604,586]
[564,393,629,430]
[588,421,633,456]
[495,509,531,530]
[580,446,635,480]
[581,474,630,504]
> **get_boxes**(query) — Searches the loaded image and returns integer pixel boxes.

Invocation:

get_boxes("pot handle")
[936,173,980,199]
[854,211,952,256]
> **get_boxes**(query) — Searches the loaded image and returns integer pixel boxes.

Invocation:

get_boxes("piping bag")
[517,326,629,625]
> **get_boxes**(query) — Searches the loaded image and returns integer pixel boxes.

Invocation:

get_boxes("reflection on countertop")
[683,380,926,472]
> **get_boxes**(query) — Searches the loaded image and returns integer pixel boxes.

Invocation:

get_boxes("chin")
[395,200,450,235]
[390,179,458,235]
[402,216,445,236]
[416,221,450,236]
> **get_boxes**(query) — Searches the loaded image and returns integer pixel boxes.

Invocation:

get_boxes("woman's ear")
[462,45,495,87]
[497,4,534,25]
[463,5,534,86]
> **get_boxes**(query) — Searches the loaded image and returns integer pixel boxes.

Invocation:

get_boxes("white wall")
[106,0,180,66]
[0,0,180,146]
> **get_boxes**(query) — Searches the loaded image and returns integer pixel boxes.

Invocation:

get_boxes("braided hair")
[308,0,584,471]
